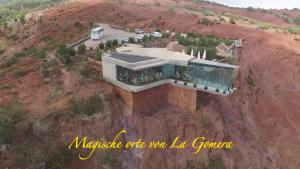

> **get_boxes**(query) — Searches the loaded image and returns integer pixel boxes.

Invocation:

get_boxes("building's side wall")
[113,83,197,114]
[166,84,197,112]
[132,85,168,113]
[114,85,133,111]
[102,61,116,81]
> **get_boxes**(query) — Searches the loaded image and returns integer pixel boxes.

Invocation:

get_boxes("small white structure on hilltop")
[91,26,104,40]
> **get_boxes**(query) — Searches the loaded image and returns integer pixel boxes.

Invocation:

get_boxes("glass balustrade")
[116,62,238,92]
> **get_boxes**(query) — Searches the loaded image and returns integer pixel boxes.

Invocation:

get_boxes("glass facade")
[117,65,168,86]
[116,62,238,92]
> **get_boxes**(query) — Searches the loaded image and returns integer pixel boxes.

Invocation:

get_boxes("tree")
[105,40,112,48]
[178,36,190,46]
[162,32,170,39]
[185,46,193,55]
[19,14,25,24]
[142,35,149,42]
[99,42,105,49]
[95,47,102,61]
[128,37,135,43]
[56,44,76,65]
[74,21,82,28]
[77,43,86,55]
[112,39,118,46]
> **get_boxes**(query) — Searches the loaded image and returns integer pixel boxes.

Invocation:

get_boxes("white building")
[102,44,239,95]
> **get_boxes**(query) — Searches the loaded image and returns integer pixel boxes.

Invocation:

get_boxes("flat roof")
[107,53,156,63]
[116,44,193,62]
[104,44,239,70]
[189,58,240,69]
[91,27,103,31]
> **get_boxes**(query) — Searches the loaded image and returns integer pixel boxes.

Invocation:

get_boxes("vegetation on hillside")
[0,102,26,144]
[177,33,234,60]
[56,44,76,65]
[0,0,63,26]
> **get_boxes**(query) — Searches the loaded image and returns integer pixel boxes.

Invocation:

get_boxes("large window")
[117,65,172,86]
[189,62,236,91]
[116,63,238,92]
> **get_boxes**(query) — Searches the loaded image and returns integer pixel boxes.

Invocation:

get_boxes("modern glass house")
[102,44,239,95]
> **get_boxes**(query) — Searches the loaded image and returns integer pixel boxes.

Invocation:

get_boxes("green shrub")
[162,32,170,38]
[149,35,155,42]
[128,37,135,43]
[69,97,83,115]
[47,85,63,101]
[201,8,215,16]
[246,71,256,87]
[47,146,72,169]
[208,157,225,169]
[69,94,104,116]
[19,14,25,24]
[0,84,13,90]
[15,143,45,169]
[95,47,102,61]
[35,47,47,59]
[112,39,118,46]
[258,23,272,30]
[197,18,215,25]
[56,44,76,65]
[77,43,86,55]
[73,21,82,28]
[85,94,104,116]
[178,36,191,46]
[185,45,193,55]
[187,32,197,38]
[294,18,300,25]
[285,26,300,35]
[225,57,236,65]
[105,40,112,48]
[99,42,105,49]
[142,35,149,42]
[79,63,91,78]
[0,102,27,144]
[44,58,59,68]
[0,56,18,69]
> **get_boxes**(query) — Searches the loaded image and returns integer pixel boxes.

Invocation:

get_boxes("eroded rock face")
[110,92,233,169]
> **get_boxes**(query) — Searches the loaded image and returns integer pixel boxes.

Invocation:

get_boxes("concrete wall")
[102,61,116,81]
[132,85,168,113]
[114,85,133,111]
[166,84,197,112]
[113,84,197,114]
